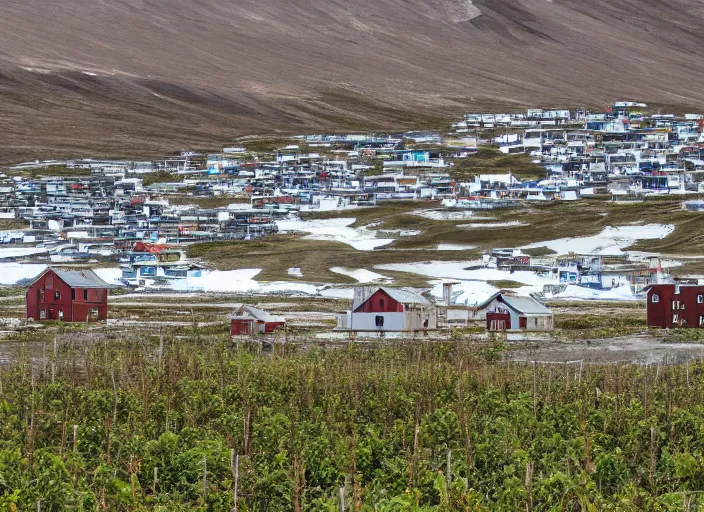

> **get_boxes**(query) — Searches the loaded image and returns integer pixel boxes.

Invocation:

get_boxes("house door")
[487,312,510,332]
[519,317,528,330]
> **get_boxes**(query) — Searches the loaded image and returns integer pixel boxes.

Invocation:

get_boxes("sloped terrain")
[1,0,704,162]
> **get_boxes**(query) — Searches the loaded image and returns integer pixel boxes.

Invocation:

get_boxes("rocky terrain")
[2,0,704,162]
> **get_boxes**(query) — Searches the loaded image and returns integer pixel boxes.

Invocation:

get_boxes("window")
[698,295,703,304]
[58,310,64,320]
[84,290,89,301]
[54,290,60,300]
[379,298,385,310]
[39,310,46,320]
[71,289,75,300]
[375,315,384,327]
[40,291,45,303]
[651,294,659,303]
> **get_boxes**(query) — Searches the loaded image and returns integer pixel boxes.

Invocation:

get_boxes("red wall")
[487,312,510,331]
[231,319,252,335]
[647,284,704,328]
[26,270,109,322]
[71,287,109,322]
[354,290,403,313]
[230,319,284,335]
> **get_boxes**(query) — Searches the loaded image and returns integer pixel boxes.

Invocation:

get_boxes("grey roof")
[50,268,111,288]
[501,295,552,315]
[230,304,285,323]
[379,287,431,305]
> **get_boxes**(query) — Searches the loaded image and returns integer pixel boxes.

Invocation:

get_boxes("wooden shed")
[230,304,285,336]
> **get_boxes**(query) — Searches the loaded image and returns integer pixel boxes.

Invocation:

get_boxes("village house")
[336,286,437,333]
[645,284,704,328]
[26,268,111,322]
[476,292,554,332]
[230,304,286,335]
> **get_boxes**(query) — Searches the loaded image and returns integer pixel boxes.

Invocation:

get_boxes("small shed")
[476,292,553,331]
[230,304,285,335]
[26,267,111,322]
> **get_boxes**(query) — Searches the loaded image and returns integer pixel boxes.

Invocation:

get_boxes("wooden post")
[532,361,537,417]
[73,424,78,454]
[158,326,164,370]
[153,467,158,496]
[686,360,690,388]
[202,455,207,504]
[446,449,452,485]
[111,369,118,426]
[339,486,346,512]
[231,449,239,512]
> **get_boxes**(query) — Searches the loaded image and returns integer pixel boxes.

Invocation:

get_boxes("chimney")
[443,281,455,306]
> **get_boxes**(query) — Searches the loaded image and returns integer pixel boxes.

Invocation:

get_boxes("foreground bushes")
[0,338,703,510]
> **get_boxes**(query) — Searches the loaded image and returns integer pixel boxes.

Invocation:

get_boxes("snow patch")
[330,267,393,283]
[412,209,480,221]
[437,244,477,251]
[276,218,393,251]
[522,224,675,256]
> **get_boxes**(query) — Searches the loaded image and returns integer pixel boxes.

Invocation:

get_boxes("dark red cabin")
[26,268,111,322]
[646,284,704,328]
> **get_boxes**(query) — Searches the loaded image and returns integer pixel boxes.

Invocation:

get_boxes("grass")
[487,280,524,289]
[553,311,647,340]
[184,196,704,286]
[168,194,247,208]
[232,137,296,153]
[522,246,557,256]
[4,165,92,179]
[141,170,184,186]
[0,218,30,231]
[663,329,704,344]
[447,146,546,182]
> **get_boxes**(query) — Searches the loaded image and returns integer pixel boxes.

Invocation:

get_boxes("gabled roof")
[230,304,285,323]
[501,295,552,315]
[49,268,112,289]
[380,287,431,305]
[355,287,432,311]
[474,291,552,315]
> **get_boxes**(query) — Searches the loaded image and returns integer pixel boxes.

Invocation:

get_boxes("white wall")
[349,312,406,331]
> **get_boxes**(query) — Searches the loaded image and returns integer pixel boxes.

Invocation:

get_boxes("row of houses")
[463,102,704,198]
[28,267,704,335]
[26,268,554,333]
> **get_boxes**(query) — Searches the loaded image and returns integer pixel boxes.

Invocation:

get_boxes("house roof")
[474,292,552,315]
[381,287,431,305]
[50,268,112,289]
[501,295,553,315]
[230,304,285,323]
[357,286,431,307]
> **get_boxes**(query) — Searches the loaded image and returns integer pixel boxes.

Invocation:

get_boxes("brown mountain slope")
[1,0,703,162]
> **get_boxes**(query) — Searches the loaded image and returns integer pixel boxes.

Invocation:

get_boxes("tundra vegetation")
[1,336,704,510]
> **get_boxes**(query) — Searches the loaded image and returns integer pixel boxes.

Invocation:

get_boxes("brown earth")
[2,0,704,163]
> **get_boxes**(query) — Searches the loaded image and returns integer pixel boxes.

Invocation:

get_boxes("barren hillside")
[1,0,703,162]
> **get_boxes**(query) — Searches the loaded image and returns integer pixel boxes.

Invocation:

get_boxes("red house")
[230,304,285,336]
[336,286,437,332]
[646,284,704,328]
[26,268,111,322]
